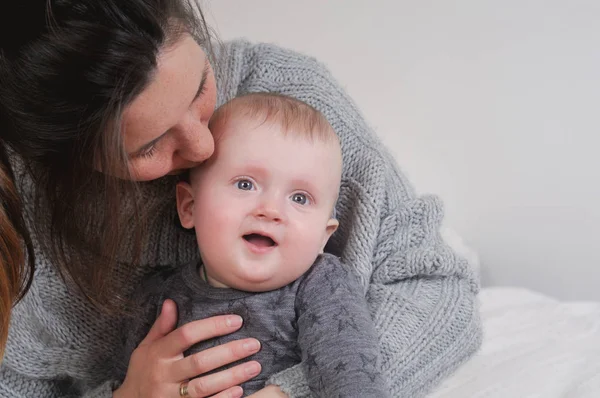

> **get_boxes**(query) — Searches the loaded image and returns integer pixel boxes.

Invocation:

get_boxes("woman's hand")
[247,385,289,397]
[113,299,261,398]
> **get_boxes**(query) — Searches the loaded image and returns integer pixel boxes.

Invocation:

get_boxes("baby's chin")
[216,267,299,293]
[225,273,288,293]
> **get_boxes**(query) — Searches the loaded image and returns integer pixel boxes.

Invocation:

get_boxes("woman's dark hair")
[0,0,215,357]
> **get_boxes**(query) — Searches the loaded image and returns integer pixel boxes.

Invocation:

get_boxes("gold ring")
[179,381,190,397]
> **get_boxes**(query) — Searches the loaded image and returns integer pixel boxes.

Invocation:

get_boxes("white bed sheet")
[429,287,600,398]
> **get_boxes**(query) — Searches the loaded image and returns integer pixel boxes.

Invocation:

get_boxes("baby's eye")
[236,179,254,190]
[291,193,308,205]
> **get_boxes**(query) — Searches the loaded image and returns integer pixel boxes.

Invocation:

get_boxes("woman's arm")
[0,365,117,397]
[218,40,482,397]
[0,252,122,397]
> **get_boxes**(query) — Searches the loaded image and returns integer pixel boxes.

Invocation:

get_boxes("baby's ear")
[320,218,339,253]
[176,181,195,229]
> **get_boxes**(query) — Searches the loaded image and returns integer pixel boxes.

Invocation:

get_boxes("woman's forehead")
[122,35,206,151]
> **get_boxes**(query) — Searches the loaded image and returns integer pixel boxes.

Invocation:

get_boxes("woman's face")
[121,34,217,181]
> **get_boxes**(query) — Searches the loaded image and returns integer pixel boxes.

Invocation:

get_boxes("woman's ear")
[176,181,195,229]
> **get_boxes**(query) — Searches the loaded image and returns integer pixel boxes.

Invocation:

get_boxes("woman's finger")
[246,385,289,397]
[157,314,244,356]
[210,386,244,398]
[138,299,178,346]
[183,361,261,397]
[170,338,261,380]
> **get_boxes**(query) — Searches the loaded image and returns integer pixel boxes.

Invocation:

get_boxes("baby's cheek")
[292,226,324,257]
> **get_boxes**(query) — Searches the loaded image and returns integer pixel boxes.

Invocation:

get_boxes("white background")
[204,0,600,300]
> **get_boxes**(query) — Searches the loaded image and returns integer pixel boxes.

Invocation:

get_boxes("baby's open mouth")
[243,233,277,247]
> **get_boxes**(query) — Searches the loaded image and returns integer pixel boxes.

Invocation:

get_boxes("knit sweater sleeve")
[0,266,122,398]
[0,368,115,398]
[218,40,482,397]
[0,300,119,398]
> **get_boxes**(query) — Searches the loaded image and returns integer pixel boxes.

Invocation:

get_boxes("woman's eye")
[236,180,254,190]
[132,143,158,160]
[291,193,308,205]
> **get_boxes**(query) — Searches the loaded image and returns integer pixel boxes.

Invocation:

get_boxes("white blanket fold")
[430,287,600,398]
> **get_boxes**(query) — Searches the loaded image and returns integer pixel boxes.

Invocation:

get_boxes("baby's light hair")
[209,92,338,146]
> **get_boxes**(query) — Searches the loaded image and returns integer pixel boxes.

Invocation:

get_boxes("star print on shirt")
[266,289,288,312]
[338,316,360,333]
[323,271,349,295]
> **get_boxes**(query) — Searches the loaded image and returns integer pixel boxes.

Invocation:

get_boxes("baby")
[124,93,388,397]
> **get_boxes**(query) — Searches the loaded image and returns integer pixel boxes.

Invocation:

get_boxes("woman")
[0,0,481,397]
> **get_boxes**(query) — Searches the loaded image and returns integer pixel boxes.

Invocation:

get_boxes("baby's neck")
[199,264,230,288]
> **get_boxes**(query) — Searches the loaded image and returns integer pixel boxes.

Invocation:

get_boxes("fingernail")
[243,339,260,352]
[245,362,261,377]
[226,315,243,327]
[231,386,243,398]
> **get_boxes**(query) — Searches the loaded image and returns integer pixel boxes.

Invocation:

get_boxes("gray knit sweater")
[0,40,482,398]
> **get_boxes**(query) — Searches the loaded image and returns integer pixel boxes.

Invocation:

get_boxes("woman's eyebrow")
[128,59,210,158]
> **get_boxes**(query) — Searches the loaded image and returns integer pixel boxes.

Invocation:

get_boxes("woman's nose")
[175,122,215,164]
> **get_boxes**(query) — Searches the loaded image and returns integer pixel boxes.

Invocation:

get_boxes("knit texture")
[1,40,482,397]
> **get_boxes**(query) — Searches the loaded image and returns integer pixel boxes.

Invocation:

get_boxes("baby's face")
[178,115,341,292]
